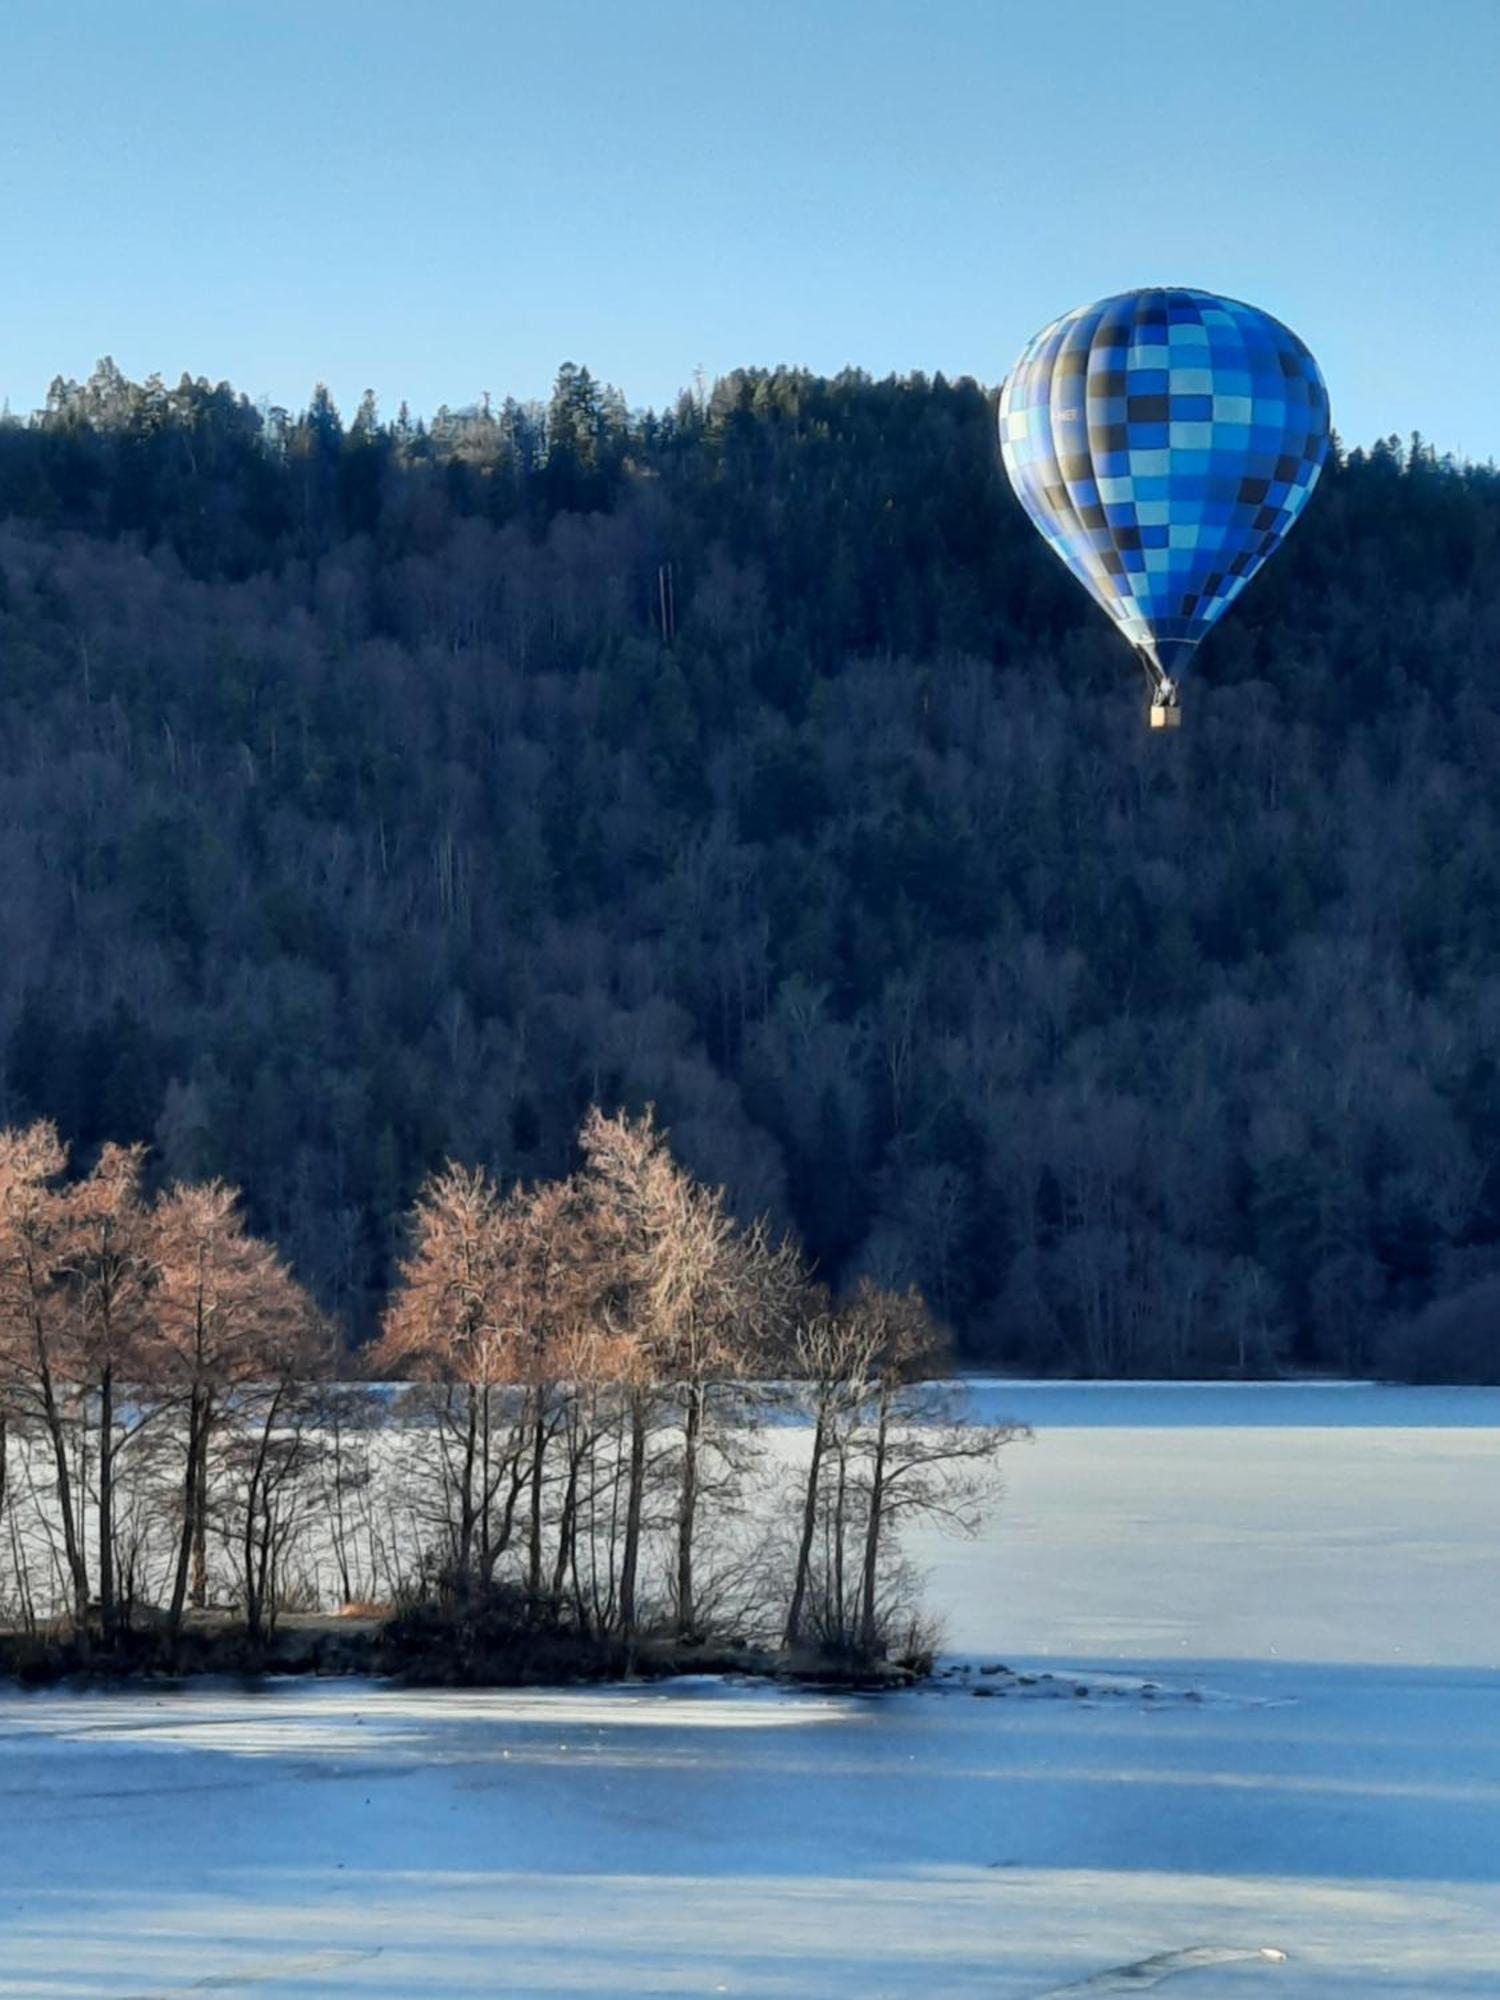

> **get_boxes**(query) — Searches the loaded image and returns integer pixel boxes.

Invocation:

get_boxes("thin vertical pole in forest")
[657,563,675,644]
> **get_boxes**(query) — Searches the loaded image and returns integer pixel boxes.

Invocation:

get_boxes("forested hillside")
[2,359,1498,1373]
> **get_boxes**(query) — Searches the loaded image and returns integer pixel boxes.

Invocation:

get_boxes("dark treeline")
[2,358,1499,1377]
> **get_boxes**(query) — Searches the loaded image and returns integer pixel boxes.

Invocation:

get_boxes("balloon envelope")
[998,289,1330,683]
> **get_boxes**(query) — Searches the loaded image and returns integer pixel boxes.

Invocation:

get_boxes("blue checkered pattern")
[998,289,1330,682]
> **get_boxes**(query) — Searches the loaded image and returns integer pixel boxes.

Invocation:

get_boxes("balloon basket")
[1149,705,1182,732]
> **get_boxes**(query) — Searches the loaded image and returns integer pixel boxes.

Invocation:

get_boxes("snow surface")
[915,1379,1500,1666]
[3,1382,1499,1997]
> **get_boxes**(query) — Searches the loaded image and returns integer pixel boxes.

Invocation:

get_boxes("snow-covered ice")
[918,1379,1500,1665]
[3,1382,1498,1996]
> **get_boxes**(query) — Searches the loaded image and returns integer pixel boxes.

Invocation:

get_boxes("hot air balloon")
[998,288,1329,727]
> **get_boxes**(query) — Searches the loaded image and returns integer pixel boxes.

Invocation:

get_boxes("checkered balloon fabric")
[998,289,1330,683]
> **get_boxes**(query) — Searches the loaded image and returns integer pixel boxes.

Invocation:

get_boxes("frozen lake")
[3,1381,1499,1996]
[923,1379,1500,1667]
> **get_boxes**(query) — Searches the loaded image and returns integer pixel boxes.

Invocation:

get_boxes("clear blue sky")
[2,0,1497,457]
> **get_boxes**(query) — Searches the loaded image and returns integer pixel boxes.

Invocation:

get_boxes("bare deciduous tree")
[374,1163,527,1595]
[58,1143,154,1632]
[153,1179,317,1636]
[0,1125,89,1625]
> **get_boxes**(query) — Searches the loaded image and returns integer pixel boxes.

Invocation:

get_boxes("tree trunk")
[477,1385,493,1579]
[243,1392,282,1646]
[577,1438,597,1630]
[498,1453,526,1562]
[527,1389,547,1608]
[191,1422,210,1610]
[329,1416,353,1605]
[552,1440,582,1605]
[35,1332,89,1627]
[784,1403,828,1650]
[858,1397,891,1656]
[456,1386,479,1590]
[246,1495,274,1650]
[675,1381,703,1639]
[243,1487,263,1644]
[831,1445,848,1645]
[169,1391,209,1638]
[97,1365,115,1633]
[618,1391,647,1636]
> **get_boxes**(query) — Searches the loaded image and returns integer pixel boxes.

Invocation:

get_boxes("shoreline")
[0,1611,923,1695]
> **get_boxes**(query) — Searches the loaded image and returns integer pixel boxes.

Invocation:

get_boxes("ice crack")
[1037,1944,1287,1993]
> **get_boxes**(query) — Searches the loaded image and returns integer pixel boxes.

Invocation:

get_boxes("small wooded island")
[0,1108,1023,1685]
